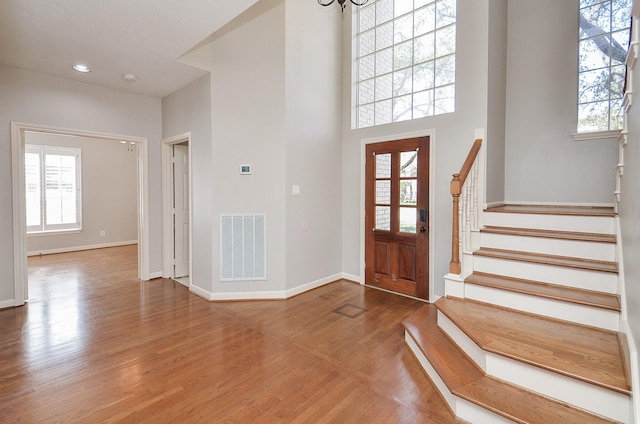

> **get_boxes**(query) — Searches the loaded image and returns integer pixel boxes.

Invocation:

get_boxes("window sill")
[27,229,82,237]
[571,129,621,142]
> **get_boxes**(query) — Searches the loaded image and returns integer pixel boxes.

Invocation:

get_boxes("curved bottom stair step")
[435,297,630,395]
[403,305,618,424]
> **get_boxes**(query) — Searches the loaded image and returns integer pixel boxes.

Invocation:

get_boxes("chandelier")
[317,0,369,13]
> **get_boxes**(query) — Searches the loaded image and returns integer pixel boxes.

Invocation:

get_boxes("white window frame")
[577,0,632,134]
[353,0,457,129]
[25,144,82,234]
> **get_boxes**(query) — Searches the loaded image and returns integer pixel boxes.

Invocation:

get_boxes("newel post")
[449,173,462,274]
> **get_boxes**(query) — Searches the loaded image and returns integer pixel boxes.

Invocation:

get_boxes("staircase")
[403,205,632,423]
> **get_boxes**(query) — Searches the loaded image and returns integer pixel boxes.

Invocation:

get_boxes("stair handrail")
[449,138,483,274]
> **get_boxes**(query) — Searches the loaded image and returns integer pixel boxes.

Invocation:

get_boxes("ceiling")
[0,0,259,98]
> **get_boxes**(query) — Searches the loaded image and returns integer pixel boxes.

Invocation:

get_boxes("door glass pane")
[376,180,391,204]
[376,153,391,178]
[400,151,418,177]
[400,179,417,205]
[399,207,417,233]
[376,206,391,230]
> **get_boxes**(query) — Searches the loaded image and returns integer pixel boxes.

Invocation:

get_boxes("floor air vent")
[220,214,266,281]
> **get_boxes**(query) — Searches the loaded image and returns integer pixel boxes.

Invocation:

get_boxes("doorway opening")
[11,122,150,306]
[162,133,192,287]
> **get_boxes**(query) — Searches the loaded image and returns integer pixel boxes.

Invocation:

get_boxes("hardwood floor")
[0,246,459,423]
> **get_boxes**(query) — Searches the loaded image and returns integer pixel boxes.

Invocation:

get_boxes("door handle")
[420,226,426,232]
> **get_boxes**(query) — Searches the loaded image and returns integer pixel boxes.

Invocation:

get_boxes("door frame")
[360,129,436,302]
[161,132,193,285]
[11,121,150,306]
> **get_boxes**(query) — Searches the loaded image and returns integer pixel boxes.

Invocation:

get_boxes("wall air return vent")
[220,214,266,281]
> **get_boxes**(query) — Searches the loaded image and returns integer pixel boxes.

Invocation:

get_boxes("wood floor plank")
[485,204,616,216]
[465,272,621,311]
[474,247,618,273]
[481,226,616,243]
[0,246,459,423]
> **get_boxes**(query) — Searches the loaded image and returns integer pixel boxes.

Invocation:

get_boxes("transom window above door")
[354,0,457,129]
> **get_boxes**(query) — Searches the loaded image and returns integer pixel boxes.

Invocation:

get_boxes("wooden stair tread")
[485,204,616,217]
[474,247,618,273]
[481,226,616,243]
[466,272,620,311]
[435,297,631,395]
[403,305,618,424]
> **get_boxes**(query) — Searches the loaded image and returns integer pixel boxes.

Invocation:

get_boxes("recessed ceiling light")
[72,64,91,73]
[120,140,127,144]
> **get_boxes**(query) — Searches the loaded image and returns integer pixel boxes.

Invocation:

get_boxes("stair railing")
[449,138,484,275]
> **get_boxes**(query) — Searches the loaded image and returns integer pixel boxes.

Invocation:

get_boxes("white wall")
[284,1,343,289]
[485,0,508,204]
[0,65,162,305]
[504,0,618,204]
[341,1,493,297]
[162,75,213,292]
[202,0,288,295]
[26,133,138,254]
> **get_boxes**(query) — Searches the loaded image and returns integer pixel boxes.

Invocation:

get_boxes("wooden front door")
[365,136,429,300]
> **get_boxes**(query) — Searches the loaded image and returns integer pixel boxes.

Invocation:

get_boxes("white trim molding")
[190,274,341,301]
[572,129,622,142]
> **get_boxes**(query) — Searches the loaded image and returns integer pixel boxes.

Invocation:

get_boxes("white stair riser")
[437,312,630,423]
[487,355,630,423]
[404,333,513,424]
[484,212,615,234]
[457,399,514,424]
[465,284,620,331]
[480,232,616,262]
[473,256,618,293]
[404,333,458,413]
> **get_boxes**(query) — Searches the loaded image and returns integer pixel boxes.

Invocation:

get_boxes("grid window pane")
[376,206,391,230]
[355,0,456,128]
[376,48,394,75]
[26,145,81,233]
[399,207,417,233]
[376,180,391,204]
[376,153,392,178]
[578,0,631,132]
[359,55,375,80]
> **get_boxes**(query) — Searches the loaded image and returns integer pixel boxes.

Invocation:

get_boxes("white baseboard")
[341,272,362,283]
[485,201,505,209]
[147,271,162,280]
[27,240,138,256]
[622,320,639,423]
[190,273,343,302]
[285,273,342,298]
[0,299,16,309]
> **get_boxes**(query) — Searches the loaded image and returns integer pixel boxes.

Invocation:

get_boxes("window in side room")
[25,145,82,234]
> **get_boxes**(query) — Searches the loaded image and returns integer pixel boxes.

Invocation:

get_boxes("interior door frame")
[11,121,150,306]
[360,129,436,302]
[161,132,193,285]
